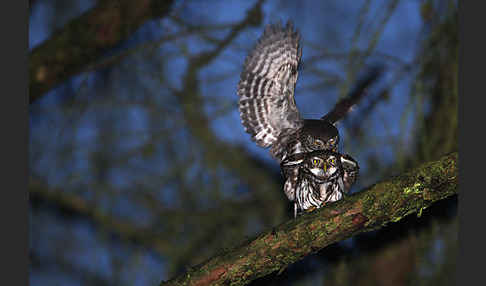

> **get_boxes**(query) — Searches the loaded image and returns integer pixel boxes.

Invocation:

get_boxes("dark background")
[28,0,458,285]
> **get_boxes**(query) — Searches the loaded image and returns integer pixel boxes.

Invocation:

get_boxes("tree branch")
[160,152,458,286]
[29,0,175,103]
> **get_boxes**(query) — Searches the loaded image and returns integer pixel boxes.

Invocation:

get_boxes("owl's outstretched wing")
[237,21,303,149]
[321,65,384,124]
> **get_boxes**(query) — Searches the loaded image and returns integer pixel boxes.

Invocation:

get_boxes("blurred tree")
[29,0,458,285]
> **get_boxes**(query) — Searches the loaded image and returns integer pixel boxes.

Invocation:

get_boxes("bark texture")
[160,152,458,286]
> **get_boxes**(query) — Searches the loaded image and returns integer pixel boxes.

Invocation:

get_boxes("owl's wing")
[280,152,306,202]
[340,154,359,192]
[238,22,303,149]
[321,65,384,124]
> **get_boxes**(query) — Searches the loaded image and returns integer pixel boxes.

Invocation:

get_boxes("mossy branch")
[29,0,175,103]
[160,152,458,286]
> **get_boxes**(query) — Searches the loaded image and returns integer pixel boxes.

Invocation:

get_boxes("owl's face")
[303,152,340,179]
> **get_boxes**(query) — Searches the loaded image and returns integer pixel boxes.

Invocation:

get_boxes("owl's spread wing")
[237,22,303,149]
[321,65,384,124]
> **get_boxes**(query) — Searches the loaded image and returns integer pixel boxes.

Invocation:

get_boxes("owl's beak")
[322,163,327,172]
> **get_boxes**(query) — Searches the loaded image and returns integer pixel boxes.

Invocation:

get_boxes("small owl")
[281,150,359,217]
[237,21,379,216]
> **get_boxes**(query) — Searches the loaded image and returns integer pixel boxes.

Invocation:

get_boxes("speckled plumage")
[237,21,364,216]
[237,22,339,163]
[281,150,359,217]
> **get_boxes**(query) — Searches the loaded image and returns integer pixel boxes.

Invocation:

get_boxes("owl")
[237,21,379,216]
[280,150,359,217]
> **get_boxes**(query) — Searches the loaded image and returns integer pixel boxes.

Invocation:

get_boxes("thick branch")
[29,0,175,103]
[160,152,458,286]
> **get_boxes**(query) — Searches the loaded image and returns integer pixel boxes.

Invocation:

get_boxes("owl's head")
[301,120,340,151]
[303,151,340,179]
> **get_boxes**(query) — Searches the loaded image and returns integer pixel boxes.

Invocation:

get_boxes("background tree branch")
[29,0,175,103]
[160,152,457,286]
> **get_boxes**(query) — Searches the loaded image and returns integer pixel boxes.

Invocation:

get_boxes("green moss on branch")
[160,152,458,286]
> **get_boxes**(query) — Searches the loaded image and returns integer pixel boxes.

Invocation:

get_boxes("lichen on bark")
[160,152,457,286]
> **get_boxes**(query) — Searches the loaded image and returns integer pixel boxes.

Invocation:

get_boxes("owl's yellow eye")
[312,159,320,166]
